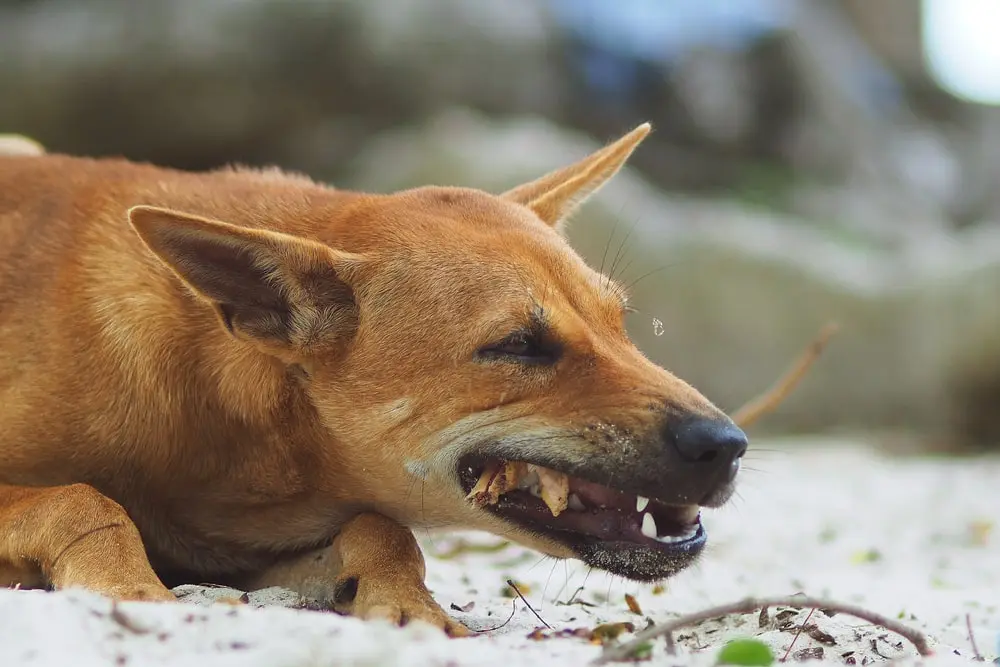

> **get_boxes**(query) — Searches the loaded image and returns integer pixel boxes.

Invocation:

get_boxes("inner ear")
[129,205,364,353]
[179,234,285,310]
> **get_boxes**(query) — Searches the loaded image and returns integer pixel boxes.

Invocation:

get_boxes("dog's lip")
[457,455,707,570]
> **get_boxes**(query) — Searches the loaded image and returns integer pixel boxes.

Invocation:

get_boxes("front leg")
[244,513,470,637]
[0,483,174,601]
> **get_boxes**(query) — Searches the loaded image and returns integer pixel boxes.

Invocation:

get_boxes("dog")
[0,124,747,636]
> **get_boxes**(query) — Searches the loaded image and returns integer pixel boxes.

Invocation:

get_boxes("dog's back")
[0,155,337,485]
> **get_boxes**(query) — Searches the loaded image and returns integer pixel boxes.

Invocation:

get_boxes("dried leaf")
[806,626,837,645]
[467,460,507,506]
[968,519,993,546]
[450,601,475,613]
[792,647,824,662]
[850,549,882,564]
[625,593,643,615]
[531,464,569,517]
[589,622,636,645]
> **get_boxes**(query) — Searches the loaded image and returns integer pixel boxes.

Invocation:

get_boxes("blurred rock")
[347,109,1000,446]
[0,0,558,176]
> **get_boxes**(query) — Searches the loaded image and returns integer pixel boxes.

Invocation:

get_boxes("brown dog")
[0,124,747,635]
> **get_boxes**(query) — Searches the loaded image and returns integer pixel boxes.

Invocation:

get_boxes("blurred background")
[1,0,997,452]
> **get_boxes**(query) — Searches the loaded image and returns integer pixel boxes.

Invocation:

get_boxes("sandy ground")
[1,438,997,666]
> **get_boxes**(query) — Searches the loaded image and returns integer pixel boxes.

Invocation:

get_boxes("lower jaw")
[502,514,708,582]
[578,523,707,581]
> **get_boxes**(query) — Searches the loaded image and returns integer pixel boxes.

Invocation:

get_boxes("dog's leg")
[244,512,470,636]
[0,483,174,601]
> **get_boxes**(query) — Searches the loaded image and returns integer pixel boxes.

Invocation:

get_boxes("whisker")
[541,558,560,605]
[598,213,621,289]
[622,260,690,294]
[607,216,642,286]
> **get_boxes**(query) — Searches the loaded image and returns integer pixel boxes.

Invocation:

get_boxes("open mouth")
[458,456,707,580]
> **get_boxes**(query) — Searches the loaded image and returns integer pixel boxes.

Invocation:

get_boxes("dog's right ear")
[128,205,365,355]
[502,123,650,230]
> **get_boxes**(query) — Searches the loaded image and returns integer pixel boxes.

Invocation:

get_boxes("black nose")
[670,416,748,475]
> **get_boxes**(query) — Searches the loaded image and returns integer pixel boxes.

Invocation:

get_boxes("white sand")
[1,439,997,666]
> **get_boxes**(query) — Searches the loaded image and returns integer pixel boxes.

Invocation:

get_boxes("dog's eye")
[478,332,558,365]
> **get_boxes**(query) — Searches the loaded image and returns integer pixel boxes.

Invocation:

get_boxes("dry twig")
[781,607,816,661]
[731,323,839,428]
[966,613,984,661]
[591,595,932,664]
[507,579,551,630]
[475,599,518,633]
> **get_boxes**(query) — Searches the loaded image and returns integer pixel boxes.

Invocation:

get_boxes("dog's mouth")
[457,456,706,581]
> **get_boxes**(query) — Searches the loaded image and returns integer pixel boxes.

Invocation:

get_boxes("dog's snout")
[670,417,748,471]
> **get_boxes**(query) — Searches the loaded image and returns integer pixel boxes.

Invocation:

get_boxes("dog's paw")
[334,576,471,638]
[99,582,177,603]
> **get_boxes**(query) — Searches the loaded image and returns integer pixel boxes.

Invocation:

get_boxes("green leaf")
[627,641,654,660]
[716,638,775,666]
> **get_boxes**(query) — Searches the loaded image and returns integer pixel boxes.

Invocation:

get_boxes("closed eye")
[476,329,560,366]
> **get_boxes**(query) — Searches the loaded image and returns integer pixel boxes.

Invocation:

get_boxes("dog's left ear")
[502,122,651,229]
[129,205,365,356]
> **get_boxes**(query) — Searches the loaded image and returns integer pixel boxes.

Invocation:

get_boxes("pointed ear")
[128,205,365,354]
[502,123,651,229]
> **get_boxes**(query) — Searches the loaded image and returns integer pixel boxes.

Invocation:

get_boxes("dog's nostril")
[669,417,749,465]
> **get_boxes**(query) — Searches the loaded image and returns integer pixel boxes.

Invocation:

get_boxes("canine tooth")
[636,495,649,512]
[568,493,585,511]
[640,512,657,539]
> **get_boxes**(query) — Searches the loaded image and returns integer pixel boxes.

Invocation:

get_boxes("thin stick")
[731,322,839,429]
[475,599,517,633]
[507,579,551,630]
[591,595,932,664]
[966,613,984,661]
[781,607,816,661]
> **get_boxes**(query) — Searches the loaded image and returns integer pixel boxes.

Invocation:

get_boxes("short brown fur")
[0,124,731,634]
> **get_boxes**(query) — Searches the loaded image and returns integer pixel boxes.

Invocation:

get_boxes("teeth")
[640,512,658,539]
[655,523,700,544]
[568,493,585,511]
[636,495,649,512]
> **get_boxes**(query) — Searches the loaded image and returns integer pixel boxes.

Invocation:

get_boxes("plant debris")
[791,647,824,662]
[625,594,643,616]
[589,622,637,645]
[505,579,550,629]
[467,461,570,517]
[717,638,775,666]
[592,595,932,664]
[730,322,839,428]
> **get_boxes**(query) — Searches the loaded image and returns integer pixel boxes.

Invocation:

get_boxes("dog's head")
[129,123,747,582]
